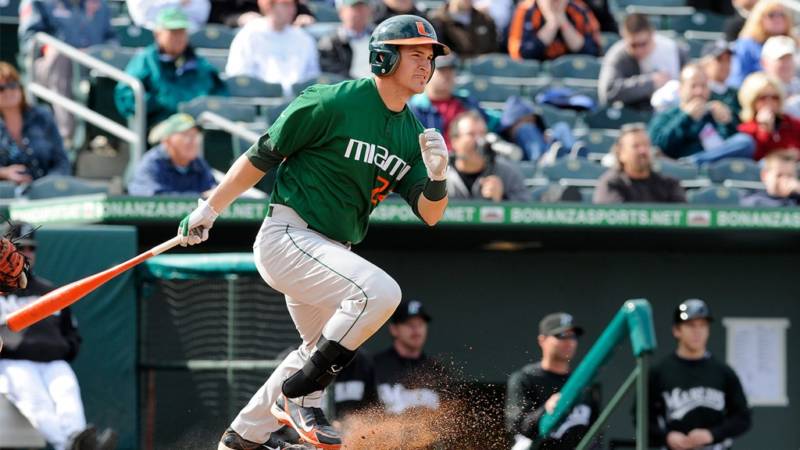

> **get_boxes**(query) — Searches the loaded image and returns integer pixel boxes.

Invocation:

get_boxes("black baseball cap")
[701,40,734,59]
[539,312,584,336]
[0,220,37,247]
[390,299,432,324]
[673,298,713,324]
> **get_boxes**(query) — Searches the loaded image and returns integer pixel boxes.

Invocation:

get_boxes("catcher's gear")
[674,298,713,324]
[0,237,28,293]
[369,14,450,78]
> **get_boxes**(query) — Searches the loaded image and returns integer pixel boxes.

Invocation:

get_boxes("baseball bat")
[2,235,182,333]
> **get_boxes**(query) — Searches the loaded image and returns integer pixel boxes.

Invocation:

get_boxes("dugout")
[7,197,800,449]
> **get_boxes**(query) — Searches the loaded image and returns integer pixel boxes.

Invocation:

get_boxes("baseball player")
[648,299,751,450]
[177,14,451,450]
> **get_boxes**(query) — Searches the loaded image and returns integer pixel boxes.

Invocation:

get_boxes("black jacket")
[0,275,81,362]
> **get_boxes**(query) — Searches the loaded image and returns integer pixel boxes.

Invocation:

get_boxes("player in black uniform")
[505,312,599,450]
[648,299,751,450]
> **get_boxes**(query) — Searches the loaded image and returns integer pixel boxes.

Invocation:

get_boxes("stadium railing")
[539,299,657,450]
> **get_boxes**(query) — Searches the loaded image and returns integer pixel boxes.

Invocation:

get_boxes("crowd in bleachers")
[3,0,800,205]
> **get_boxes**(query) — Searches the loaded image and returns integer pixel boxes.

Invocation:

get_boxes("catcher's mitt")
[0,237,28,293]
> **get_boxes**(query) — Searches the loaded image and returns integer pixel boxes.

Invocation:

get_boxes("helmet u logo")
[416,21,432,37]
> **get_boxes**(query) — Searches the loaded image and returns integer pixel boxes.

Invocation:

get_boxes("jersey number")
[371,176,390,206]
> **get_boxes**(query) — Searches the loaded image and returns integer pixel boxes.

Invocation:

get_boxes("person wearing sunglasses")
[599,13,688,111]
[0,62,71,186]
[759,36,800,117]
[737,71,800,161]
[505,312,599,450]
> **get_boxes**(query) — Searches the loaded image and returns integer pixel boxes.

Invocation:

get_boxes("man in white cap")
[761,35,800,116]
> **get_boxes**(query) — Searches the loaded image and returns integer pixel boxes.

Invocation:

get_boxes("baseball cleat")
[270,394,342,450]
[218,428,313,450]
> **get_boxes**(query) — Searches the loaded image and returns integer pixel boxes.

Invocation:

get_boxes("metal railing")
[197,110,260,147]
[25,32,146,181]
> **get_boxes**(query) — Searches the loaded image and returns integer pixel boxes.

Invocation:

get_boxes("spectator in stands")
[505,312,598,450]
[737,72,800,161]
[741,150,800,208]
[728,0,796,87]
[428,0,498,58]
[759,36,800,116]
[127,113,216,196]
[500,95,579,162]
[226,0,320,97]
[0,62,70,185]
[317,0,373,79]
[447,111,529,202]
[598,13,687,111]
[652,40,740,115]
[507,0,602,61]
[126,0,211,32]
[594,123,686,204]
[649,64,755,165]
[372,0,426,26]
[18,0,116,145]
[648,299,751,449]
[374,299,445,415]
[409,54,495,148]
[473,0,513,35]
[582,0,617,34]
[0,221,118,450]
[724,0,759,42]
[741,150,800,206]
[115,8,226,132]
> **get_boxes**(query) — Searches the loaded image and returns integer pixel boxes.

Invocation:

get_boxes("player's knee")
[368,275,402,316]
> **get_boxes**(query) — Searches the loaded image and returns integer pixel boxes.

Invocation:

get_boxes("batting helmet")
[369,15,451,77]
[673,299,713,324]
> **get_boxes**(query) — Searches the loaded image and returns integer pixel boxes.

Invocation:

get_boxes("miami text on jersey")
[344,138,412,180]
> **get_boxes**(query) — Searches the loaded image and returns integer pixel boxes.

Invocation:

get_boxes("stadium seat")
[202,53,228,73]
[518,160,538,179]
[224,76,283,99]
[669,12,728,34]
[539,104,579,128]
[179,96,258,122]
[652,158,700,180]
[308,2,340,22]
[548,55,602,81]
[585,106,652,130]
[113,24,154,47]
[0,0,21,66]
[305,22,340,41]
[0,181,17,199]
[707,158,761,184]
[579,129,617,156]
[457,78,524,109]
[687,185,744,205]
[190,24,236,50]
[600,32,621,52]
[466,53,541,78]
[87,45,138,70]
[542,158,606,181]
[616,0,685,8]
[24,176,109,200]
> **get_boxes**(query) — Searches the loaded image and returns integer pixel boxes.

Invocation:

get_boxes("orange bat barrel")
[4,236,182,332]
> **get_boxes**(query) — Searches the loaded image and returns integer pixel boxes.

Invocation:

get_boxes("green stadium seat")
[652,158,700,180]
[179,96,258,122]
[202,53,228,73]
[579,129,617,156]
[687,185,744,205]
[113,24,154,47]
[0,181,17,199]
[539,104,579,128]
[466,53,540,78]
[224,76,283,99]
[669,12,727,34]
[308,2,340,22]
[548,55,602,81]
[24,176,108,200]
[585,106,652,130]
[457,78,524,109]
[707,158,761,183]
[190,24,236,50]
[600,32,621,52]
[518,160,538,179]
[542,159,606,181]
[87,45,139,70]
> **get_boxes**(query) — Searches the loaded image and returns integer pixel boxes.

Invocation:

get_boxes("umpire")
[648,299,751,450]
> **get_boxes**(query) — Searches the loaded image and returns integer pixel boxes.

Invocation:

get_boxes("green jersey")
[246,78,428,244]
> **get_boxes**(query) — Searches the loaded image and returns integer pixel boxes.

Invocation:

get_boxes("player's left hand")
[419,128,448,181]
[687,428,714,446]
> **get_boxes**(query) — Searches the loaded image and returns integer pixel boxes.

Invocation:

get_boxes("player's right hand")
[178,199,219,246]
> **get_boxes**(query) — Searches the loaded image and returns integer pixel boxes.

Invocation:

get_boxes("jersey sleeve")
[709,366,752,443]
[245,87,329,171]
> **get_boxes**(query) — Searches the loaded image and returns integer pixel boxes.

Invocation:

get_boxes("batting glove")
[178,199,219,246]
[419,128,448,181]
